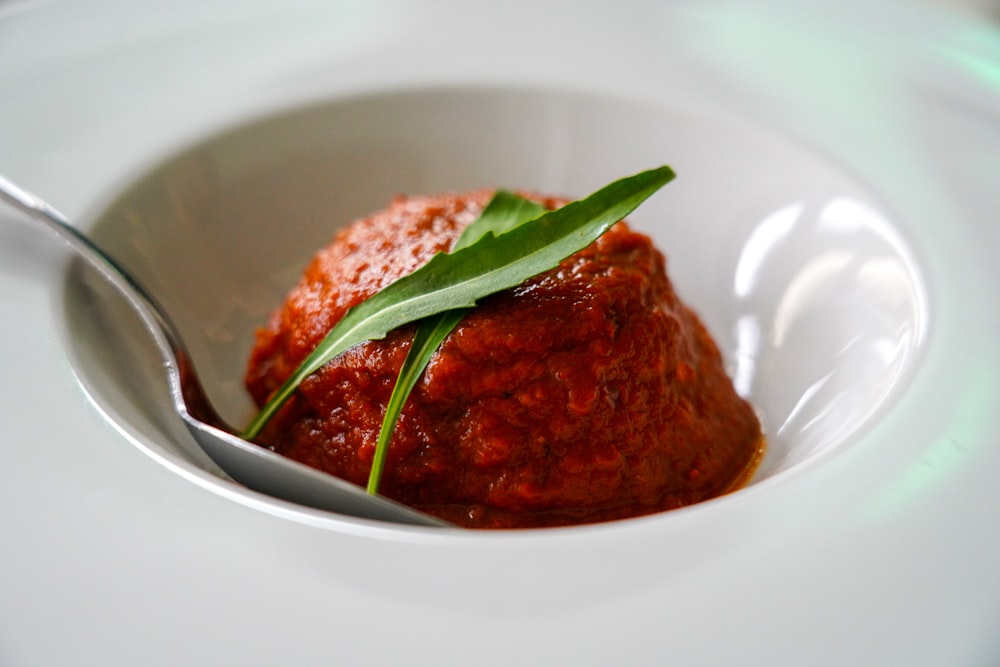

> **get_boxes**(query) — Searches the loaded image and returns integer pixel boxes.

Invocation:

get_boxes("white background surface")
[1,1,999,666]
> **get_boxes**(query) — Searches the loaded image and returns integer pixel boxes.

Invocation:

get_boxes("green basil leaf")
[454,190,547,250]
[365,309,465,493]
[366,191,548,494]
[243,165,674,439]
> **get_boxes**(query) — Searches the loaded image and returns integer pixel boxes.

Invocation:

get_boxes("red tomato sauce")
[245,190,763,528]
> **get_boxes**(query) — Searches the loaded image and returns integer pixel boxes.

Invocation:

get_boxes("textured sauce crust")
[246,190,764,528]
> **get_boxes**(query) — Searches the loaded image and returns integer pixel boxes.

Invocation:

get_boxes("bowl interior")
[63,86,928,519]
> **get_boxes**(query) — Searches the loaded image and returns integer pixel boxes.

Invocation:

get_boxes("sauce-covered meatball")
[245,190,763,528]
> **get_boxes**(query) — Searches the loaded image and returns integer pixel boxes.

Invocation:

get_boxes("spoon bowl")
[0,173,450,528]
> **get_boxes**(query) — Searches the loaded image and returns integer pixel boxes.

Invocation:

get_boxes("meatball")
[245,190,763,528]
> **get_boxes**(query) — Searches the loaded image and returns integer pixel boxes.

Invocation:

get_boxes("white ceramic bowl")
[66,86,928,522]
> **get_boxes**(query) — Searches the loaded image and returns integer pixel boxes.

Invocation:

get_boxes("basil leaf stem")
[366,192,547,494]
[365,310,465,494]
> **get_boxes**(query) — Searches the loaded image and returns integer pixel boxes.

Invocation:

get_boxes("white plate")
[2,1,999,665]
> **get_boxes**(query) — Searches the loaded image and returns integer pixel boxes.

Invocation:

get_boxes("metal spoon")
[0,174,450,527]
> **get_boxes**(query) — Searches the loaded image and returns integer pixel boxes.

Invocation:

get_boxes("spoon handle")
[0,175,180,351]
[0,174,215,424]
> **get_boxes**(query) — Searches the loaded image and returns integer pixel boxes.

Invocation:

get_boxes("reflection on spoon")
[0,174,451,528]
